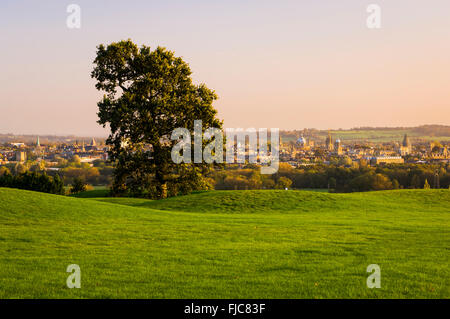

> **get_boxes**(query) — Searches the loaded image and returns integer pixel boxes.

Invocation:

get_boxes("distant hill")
[281,125,450,143]
[0,134,106,145]
[2,125,450,144]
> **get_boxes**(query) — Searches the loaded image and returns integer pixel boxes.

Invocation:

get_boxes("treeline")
[0,171,64,195]
[57,159,113,185]
[2,160,449,195]
[2,157,114,186]
[210,163,450,192]
[412,125,450,137]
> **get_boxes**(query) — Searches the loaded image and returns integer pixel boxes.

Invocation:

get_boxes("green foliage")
[60,166,101,185]
[14,163,27,174]
[392,179,400,189]
[70,177,87,194]
[91,40,222,199]
[0,172,64,195]
[411,175,422,189]
[0,166,11,176]
[52,174,65,195]
[328,177,337,192]
[348,172,393,192]
[210,163,450,192]
[29,161,46,172]
[52,159,114,186]
[275,176,293,189]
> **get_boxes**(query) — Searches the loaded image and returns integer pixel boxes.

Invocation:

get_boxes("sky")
[1,0,450,136]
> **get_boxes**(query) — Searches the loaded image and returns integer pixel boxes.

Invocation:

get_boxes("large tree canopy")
[92,40,222,198]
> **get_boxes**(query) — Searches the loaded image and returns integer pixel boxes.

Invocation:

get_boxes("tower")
[296,136,307,149]
[399,134,412,156]
[326,131,334,151]
[34,136,43,158]
[334,138,343,155]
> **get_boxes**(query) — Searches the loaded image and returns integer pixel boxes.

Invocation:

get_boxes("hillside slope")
[93,189,450,214]
[0,188,449,298]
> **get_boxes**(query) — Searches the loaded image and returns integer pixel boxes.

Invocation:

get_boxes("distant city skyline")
[1,0,450,136]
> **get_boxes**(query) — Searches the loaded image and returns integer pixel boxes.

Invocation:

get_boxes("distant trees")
[0,171,64,195]
[209,162,450,192]
[0,158,114,193]
[275,176,293,189]
[392,179,400,189]
[347,173,393,192]
[328,177,337,191]
[14,163,27,174]
[0,166,10,176]
[57,157,112,186]
[410,175,422,189]
[70,177,87,194]
[29,161,46,172]
[60,166,100,185]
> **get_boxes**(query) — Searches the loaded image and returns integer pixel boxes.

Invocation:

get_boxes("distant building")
[325,131,334,151]
[15,151,27,162]
[85,138,98,151]
[297,136,307,147]
[296,135,312,150]
[430,145,448,159]
[399,134,412,156]
[369,156,404,165]
[334,138,343,155]
[11,143,25,148]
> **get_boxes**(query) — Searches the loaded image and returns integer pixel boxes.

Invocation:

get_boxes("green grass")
[282,128,450,143]
[0,188,449,298]
[69,189,110,198]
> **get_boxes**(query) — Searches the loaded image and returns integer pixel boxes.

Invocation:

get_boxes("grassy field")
[282,128,450,143]
[0,187,449,298]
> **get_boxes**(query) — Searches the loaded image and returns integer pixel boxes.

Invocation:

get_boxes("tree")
[92,40,222,198]
[371,173,393,191]
[0,166,11,177]
[328,177,337,192]
[71,155,81,166]
[52,174,65,195]
[338,156,353,167]
[423,179,431,189]
[348,172,392,192]
[29,161,46,172]
[411,174,421,189]
[262,177,275,189]
[392,179,400,189]
[14,163,27,175]
[276,176,293,189]
[70,177,87,194]
[0,171,65,195]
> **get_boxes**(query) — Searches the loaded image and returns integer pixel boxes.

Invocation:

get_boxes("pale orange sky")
[1,0,449,136]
